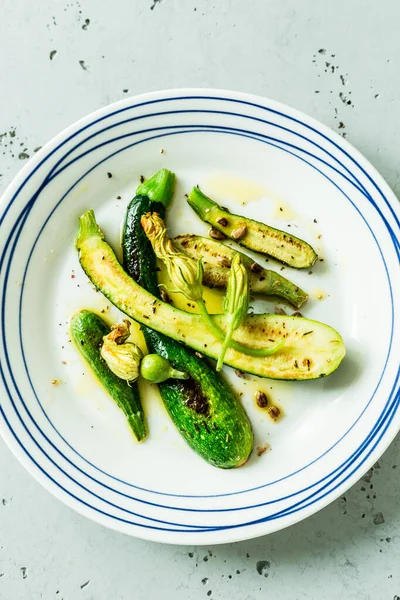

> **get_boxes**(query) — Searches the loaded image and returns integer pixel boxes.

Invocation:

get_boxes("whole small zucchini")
[187,187,318,269]
[70,309,146,442]
[174,234,308,308]
[122,169,254,468]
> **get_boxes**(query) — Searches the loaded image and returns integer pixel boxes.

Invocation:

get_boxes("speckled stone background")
[0,1,399,598]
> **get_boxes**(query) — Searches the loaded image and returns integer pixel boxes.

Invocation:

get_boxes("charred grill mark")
[177,379,210,415]
[255,225,304,252]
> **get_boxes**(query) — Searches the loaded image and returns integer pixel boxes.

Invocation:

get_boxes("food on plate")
[100,319,143,382]
[100,319,187,383]
[70,310,146,442]
[268,405,281,421]
[72,167,346,467]
[141,211,284,364]
[122,169,253,467]
[215,252,249,371]
[174,234,308,308]
[76,209,345,379]
[187,186,318,268]
[139,354,188,383]
[255,390,269,408]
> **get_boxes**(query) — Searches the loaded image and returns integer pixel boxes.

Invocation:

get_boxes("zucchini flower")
[142,213,283,369]
[217,253,250,370]
[101,320,143,383]
[141,212,204,302]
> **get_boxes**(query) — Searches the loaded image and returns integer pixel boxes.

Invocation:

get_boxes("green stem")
[169,368,189,380]
[247,338,285,356]
[136,169,175,206]
[197,300,285,358]
[197,299,226,339]
[76,209,104,249]
[187,186,217,219]
[266,270,309,309]
[216,321,235,372]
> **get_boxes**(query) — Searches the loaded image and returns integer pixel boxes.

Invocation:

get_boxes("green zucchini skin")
[187,187,318,269]
[123,194,254,469]
[123,195,164,298]
[70,309,146,442]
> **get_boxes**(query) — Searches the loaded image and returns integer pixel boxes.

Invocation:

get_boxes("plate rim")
[0,87,399,545]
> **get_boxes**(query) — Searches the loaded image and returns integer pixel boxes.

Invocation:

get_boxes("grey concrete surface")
[0,1,399,598]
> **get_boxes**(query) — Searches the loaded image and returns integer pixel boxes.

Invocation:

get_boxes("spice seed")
[209,228,226,240]
[268,405,280,421]
[256,443,271,456]
[231,225,247,240]
[234,369,248,379]
[217,255,231,268]
[255,391,268,408]
[250,262,262,273]
[216,217,228,227]
[160,289,172,304]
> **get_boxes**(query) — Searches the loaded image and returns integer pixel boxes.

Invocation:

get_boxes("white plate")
[0,89,399,545]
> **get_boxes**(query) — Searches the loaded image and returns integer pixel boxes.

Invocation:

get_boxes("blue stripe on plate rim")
[0,93,398,535]
[5,120,399,492]
[0,106,396,488]
[2,125,398,522]
[12,126,399,502]
[0,130,395,527]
